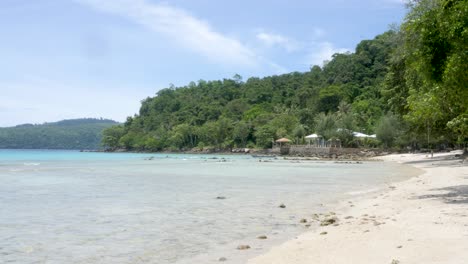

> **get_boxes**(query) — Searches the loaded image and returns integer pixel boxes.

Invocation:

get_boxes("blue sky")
[0,0,406,126]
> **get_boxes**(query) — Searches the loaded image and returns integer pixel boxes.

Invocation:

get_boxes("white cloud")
[306,42,350,66]
[256,32,300,52]
[76,0,259,67]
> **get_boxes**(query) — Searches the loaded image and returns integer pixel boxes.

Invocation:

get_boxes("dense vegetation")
[0,118,118,150]
[102,0,467,152]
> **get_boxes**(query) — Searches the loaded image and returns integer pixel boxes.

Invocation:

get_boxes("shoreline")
[248,151,468,264]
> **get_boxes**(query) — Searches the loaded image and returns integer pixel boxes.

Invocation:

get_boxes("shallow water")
[0,150,419,263]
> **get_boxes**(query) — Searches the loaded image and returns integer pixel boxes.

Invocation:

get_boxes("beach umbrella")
[275,137,291,147]
[275,138,292,143]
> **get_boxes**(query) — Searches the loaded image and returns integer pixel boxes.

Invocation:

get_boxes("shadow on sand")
[416,185,468,204]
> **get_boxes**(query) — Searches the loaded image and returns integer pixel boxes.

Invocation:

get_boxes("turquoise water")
[0,150,418,264]
[0,149,250,161]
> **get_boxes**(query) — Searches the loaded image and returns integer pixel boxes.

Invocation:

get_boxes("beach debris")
[320,231,328,235]
[257,235,268,239]
[216,196,226,200]
[218,257,227,262]
[320,216,338,226]
[299,218,307,223]
[237,245,251,250]
[279,204,286,208]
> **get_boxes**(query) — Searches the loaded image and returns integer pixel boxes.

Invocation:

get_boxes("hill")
[0,118,119,150]
[102,0,466,152]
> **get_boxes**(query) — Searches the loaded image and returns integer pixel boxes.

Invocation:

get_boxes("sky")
[0,0,407,127]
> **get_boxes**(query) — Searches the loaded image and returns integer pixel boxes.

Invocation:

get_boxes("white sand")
[248,151,468,264]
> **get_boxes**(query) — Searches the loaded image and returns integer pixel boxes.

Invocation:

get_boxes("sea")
[0,149,420,264]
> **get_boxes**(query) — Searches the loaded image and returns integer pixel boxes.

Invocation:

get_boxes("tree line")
[102,0,467,152]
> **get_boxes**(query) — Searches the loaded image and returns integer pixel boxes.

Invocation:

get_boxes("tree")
[336,112,356,147]
[102,125,125,149]
[293,125,306,144]
[233,121,251,147]
[376,113,401,148]
[314,113,337,140]
[401,0,468,140]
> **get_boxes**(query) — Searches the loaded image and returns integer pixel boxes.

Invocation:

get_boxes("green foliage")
[0,118,118,150]
[314,113,337,140]
[101,7,465,151]
[100,30,407,150]
[376,113,402,148]
[400,0,468,139]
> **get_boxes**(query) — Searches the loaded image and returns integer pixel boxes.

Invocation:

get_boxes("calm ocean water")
[0,150,419,263]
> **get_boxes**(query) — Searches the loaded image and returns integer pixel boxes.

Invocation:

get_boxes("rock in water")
[237,245,251,250]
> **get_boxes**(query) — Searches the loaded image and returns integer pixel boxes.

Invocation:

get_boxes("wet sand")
[248,151,468,264]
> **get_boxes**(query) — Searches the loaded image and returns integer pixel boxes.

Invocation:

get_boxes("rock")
[237,245,250,250]
[305,224,311,228]
[219,257,227,262]
[257,235,267,239]
[391,260,400,264]
[320,231,328,235]
[344,216,354,219]
[397,245,402,249]
[279,204,286,208]
[320,216,338,226]
[216,196,226,200]
[299,218,307,223]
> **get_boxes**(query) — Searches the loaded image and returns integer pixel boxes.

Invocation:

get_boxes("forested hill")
[102,31,399,151]
[102,0,467,151]
[0,118,119,150]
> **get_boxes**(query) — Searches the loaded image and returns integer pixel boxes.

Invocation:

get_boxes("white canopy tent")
[305,133,325,147]
[352,132,369,138]
[305,133,321,139]
[352,132,377,138]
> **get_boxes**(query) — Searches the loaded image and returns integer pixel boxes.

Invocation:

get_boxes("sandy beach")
[248,151,468,264]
